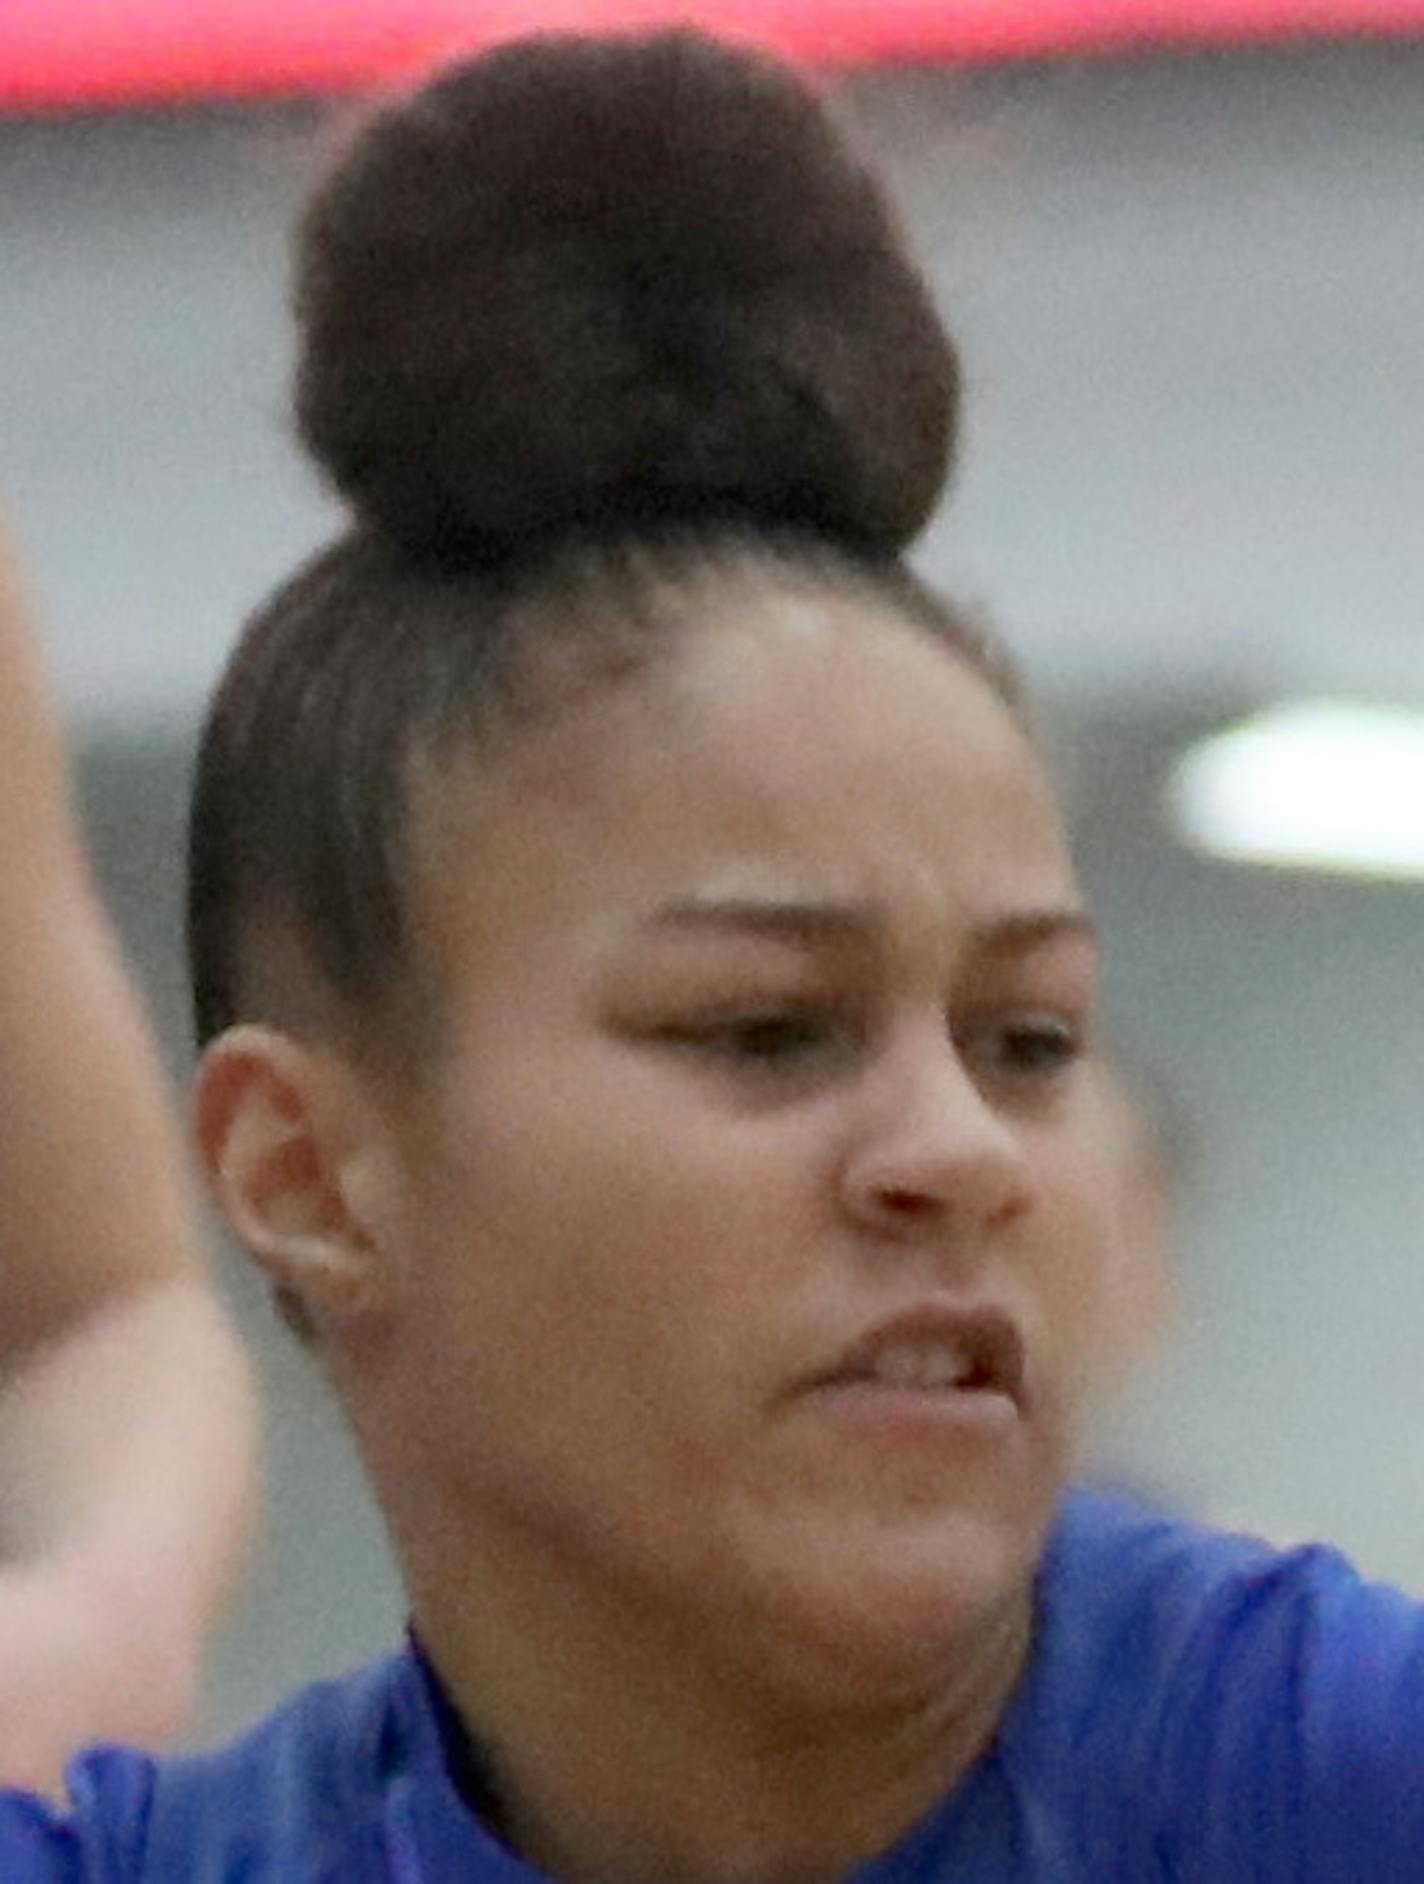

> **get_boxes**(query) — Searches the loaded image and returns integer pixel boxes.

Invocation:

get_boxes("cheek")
[1029,1136,1122,1400]
[396,1049,824,1428]
[1094,1154,1173,1383]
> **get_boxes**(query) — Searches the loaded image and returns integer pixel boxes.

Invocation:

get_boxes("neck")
[394,1504,1030,1884]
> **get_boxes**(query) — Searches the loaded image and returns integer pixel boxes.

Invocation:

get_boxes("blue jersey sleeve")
[0,1791,86,1881]
[1023,1495,1424,1881]
[1150,1538,1424,1881]
[1293,1555,1424,1879]
[0,1750,154,1882]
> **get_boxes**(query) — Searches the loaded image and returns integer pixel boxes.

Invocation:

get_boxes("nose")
[839,1027,1035,1242]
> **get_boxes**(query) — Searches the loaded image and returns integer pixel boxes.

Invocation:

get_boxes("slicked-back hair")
[187,529,1016,1058]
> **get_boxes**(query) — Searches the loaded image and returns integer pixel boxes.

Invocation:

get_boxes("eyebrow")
[647,897,881,947]
[645,897,1097,955]
[975,908,1099,956]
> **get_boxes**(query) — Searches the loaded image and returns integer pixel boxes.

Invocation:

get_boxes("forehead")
[414,585,1075,976]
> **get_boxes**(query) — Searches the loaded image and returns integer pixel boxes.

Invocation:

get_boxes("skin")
[201,573,1133,1884]
[0,526,259,1795]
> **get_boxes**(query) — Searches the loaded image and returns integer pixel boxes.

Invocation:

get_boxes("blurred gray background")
[4,38,1423,1742]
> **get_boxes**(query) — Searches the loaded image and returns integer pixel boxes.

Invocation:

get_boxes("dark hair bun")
[295,28,958,564]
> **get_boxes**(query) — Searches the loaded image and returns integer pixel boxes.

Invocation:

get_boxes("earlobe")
[194,1025,397,1330]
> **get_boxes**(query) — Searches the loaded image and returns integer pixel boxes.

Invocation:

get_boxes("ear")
[194,1024,403,1333]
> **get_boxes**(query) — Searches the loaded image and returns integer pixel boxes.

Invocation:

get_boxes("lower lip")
[803,1379,1021,1442]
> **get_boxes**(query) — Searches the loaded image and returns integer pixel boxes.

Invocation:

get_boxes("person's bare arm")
[0,529,259,1794]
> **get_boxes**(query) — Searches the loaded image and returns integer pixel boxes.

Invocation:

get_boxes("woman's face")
[371,578,1124,1701]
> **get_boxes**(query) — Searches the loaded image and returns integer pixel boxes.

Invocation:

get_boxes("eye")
[659,1008,854,1073]
[963,1013,1085,1083]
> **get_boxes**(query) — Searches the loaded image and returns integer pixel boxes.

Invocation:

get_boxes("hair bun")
[294,29,958,564]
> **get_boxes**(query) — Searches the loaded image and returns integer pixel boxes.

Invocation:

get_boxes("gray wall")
[6,39,1424,1741]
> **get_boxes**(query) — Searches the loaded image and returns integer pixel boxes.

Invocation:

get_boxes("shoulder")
[137,1650,417,1879]
[1003,1488,1424,1878]
[997,1490,1300,1830]
[1036,1483,1310,1652]
[1037,1485,1424,1692]
[0,1651,419,1882]
[1028,1484,1424,1743]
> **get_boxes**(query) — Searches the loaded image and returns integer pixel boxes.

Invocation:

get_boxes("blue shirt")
[6,1490,1424,1880]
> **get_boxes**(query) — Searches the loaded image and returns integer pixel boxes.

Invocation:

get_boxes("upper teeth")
[868,1340,974,1390]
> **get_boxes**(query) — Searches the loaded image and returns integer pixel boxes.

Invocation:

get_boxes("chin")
[730,1492,1053,1711]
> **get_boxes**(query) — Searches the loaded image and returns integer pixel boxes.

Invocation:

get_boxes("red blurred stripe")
[3,0,1423,109]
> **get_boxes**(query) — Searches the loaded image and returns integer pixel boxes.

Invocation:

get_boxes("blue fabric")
[5,1490,1424,1879]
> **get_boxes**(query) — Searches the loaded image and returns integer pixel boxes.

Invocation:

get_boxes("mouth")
[806,1302,1028,1411]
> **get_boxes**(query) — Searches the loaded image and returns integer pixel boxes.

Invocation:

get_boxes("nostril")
[876,1187,938,1217]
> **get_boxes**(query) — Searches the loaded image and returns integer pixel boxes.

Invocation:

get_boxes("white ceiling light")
[1169,700,1424,881]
